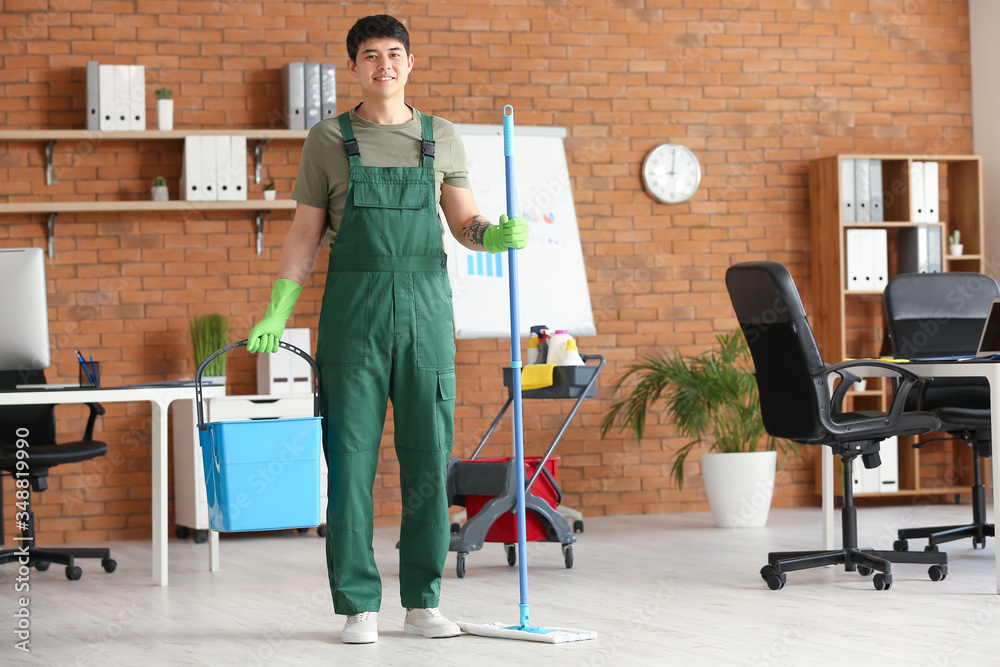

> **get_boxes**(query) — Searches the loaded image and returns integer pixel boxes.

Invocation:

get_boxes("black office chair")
[883,272,997,551]
[725,261,948,590]
[0,369,116,580]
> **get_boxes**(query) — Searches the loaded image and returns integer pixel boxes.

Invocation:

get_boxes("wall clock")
[641,143,702,204]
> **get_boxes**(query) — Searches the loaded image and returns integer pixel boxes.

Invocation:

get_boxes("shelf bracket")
[45,140,57,186]
[253,139,268,185]
[255,210,269,255]
[47,213,57,259]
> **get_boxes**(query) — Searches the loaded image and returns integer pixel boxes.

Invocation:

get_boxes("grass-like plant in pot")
[601,330,798,526]
[190,314,229,381]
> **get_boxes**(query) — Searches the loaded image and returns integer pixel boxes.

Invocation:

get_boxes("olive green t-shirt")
[292,106,471,247]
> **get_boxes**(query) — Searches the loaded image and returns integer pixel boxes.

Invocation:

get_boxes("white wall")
[971,0,1000,280]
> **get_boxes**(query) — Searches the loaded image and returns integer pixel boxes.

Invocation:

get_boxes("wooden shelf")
[843,221,946,228]
[853,487,969,498]
[0,199,295,214]
[0,129,309,140]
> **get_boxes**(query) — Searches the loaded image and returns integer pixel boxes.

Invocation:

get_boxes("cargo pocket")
[436,369,456,453]
[414,272,456,370]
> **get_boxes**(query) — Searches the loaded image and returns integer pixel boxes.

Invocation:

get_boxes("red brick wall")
[0,0,973,542]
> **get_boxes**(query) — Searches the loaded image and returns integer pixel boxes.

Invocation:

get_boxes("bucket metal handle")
[195,339,321,431]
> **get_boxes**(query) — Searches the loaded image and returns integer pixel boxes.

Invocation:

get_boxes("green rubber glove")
[247,279,303,353]
[482,214,529,254]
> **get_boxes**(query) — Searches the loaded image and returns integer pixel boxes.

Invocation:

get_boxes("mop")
[457,106,598,644]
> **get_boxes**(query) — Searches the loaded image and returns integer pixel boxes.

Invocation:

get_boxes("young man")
[246,15,528,644]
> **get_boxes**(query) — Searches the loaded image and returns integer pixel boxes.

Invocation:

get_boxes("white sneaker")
[403,607,461,638]
[341,611,378,644]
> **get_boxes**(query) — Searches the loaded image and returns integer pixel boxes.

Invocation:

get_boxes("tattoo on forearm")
[462,216,491,247]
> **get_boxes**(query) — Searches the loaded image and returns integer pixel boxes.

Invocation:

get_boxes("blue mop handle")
[503,104,530,629]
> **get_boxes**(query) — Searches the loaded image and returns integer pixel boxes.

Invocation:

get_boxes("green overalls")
[316,111,456,615]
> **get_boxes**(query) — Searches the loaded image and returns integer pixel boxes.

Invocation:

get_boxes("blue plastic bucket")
[196,339,324,532]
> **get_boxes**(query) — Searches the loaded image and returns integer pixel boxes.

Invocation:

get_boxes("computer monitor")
[0,247,50,371]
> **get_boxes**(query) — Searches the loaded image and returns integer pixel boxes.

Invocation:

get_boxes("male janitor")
[246,15,529,644]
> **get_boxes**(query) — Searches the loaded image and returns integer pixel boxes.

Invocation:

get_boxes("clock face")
[642,143,702,204]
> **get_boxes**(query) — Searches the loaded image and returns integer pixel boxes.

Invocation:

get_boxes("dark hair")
[346,15,410,62]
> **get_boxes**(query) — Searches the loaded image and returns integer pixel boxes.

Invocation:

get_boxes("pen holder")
[79,360,101,388]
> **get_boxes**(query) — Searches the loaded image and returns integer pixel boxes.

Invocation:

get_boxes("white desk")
[823,360,1000,593]
[0,384,225,586]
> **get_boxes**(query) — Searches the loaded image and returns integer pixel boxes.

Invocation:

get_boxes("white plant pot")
[263,190,276,201]
[949,243,964,256]
[151,185,169,202]
[700,450,777,528]
[157,99,174,131]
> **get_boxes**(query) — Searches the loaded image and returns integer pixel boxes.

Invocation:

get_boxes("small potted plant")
[601,330,799,528]
[190,314,229,386]
[948,230,963,256]
[155,88,174,131]
[151,176,169,202]
[263,180,277,201]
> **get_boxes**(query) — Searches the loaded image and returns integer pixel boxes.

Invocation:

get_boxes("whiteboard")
[444,124,595,339]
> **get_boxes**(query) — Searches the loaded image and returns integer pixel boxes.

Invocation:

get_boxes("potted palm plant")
[601,330,798,528]
[190,314,229,386]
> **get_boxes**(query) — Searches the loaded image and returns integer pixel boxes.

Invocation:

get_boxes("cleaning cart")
[195,339,323,532]
[448,353,604,578]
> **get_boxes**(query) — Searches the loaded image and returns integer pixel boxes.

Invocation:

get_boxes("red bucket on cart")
[463,456,559,543]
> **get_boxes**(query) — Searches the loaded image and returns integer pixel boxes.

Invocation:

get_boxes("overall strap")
[420,112,435,169]
[339,111,362,168]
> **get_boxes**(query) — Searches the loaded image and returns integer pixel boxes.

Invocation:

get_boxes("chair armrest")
[815,361,932,437]
[83,402,105,442]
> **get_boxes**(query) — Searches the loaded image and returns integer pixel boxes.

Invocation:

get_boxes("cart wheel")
[34,560,50,572]
[505,543,516,567]
[317,525,327,538]
[193,530,209,544]
[450,522,461,534]
[456,553,468,579]
[297,527,309,534]
[573,520,584,534]
[893,539,908,552]
[66,565,82,581]
[562,544,573,569]
[175,526,191,539]
[102,558,117,573]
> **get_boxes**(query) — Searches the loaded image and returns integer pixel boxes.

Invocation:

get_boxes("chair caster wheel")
[34,560,50,571]
[929,565,947,581]
[562,544,574,569]
[857,566,873,577]
[760,565,775,581]
[873,573,892,590]
[761,565,785,590]
[317,525,327,537]
[175,526,191,539]
[193,530,209,544]
[925,544,940,553]
[66,565,82,581]
[102,558,117,573]
[456,553,468,579]
[893,539,908,552]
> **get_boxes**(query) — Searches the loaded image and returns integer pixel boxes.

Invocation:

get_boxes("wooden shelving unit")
[809,154,986,500]
[0,128,306,255]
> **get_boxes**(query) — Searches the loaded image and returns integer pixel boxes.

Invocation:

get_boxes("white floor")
[3,504,1000,666]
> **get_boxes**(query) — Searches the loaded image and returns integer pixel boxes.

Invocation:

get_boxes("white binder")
[281,63,305,130]
[871,228,888,291]
[855,158,871,223]
[98,64,115,131]
[869,159,883,222]
[231,136,248,201]
[879,436,899,493]
[924,161,940,222]
[846,229,865,291]
[181,136,206,201]
[113,65,131,131]
[321,64,337,121]
[128,65,146,131]
[304,62,322,129]
[841,158,856,223]
[257,328,313,395]
[910,161,926,222]
[86,61,100,130]
[860,229,874,290]
[926,224,942,272]
[214,135,236,201]
[202,135,218,201]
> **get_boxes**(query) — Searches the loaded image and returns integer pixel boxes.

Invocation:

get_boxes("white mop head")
[458,621,597,643]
